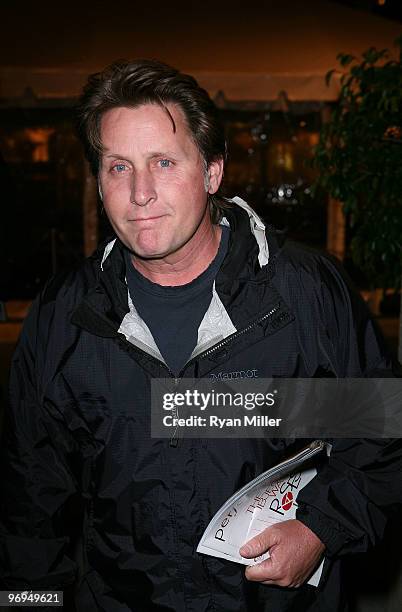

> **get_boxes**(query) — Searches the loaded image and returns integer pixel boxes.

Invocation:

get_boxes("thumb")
[239,526,278,558]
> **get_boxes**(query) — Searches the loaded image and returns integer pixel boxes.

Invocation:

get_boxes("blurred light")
[24,127,55,162]
[377,0,386,5]
[284,152,293,172]
[384,126,402,140]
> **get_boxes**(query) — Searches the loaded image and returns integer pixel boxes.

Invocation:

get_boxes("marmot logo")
[210,369,259,380]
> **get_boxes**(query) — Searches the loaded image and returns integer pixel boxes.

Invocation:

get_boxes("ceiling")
[1,0,401,101]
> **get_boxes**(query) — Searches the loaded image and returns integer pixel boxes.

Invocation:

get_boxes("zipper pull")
[169,377,181,447]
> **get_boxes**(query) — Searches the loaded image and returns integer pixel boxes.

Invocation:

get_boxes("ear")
[206,157,224,195]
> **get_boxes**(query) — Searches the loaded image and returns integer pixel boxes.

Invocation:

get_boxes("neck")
[130,221,222,286]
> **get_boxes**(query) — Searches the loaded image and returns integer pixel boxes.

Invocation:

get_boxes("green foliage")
[312,38,402,289]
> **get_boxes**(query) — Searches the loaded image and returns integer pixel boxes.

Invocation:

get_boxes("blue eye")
[159,159,171,168]
[113,163,126,173]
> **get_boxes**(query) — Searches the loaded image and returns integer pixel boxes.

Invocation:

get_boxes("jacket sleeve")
[295,254,402,557]
[0,293,82,590]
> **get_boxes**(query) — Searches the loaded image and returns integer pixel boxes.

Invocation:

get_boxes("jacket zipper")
[115,332,179,447]
[168,304,280,447]
[169,377,181,447]
[191,303,280,362]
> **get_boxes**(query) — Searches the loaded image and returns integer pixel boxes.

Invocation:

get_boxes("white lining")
[225,196,269,267]
[117,281,236,364]
[101,239,116,270]
[190,282,237,359]
[118,292,167,363]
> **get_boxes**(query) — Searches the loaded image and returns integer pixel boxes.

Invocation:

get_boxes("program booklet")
[197,440,329,587]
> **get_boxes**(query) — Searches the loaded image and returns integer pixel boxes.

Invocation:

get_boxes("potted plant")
[312,38,402,359]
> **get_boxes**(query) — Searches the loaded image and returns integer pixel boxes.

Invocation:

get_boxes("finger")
[261,580,301,588]
[245,558,278,582]
[239,528,277,558]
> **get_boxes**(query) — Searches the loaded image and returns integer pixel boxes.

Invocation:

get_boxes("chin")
[129,243,169,260]
[118,234,162,258]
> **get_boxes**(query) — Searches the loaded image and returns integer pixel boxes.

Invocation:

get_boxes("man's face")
[98,103,223,261]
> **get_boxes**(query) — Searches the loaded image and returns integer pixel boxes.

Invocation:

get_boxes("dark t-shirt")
[125,226,230,375]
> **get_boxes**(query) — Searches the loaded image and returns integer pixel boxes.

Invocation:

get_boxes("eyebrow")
[147,151,179,160]
[103,153,129,160]
[103,151,179,160]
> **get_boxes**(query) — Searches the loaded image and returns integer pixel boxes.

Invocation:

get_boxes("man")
[0,60,401,611]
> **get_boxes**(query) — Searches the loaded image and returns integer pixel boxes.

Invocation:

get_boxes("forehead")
[100,103,197,154]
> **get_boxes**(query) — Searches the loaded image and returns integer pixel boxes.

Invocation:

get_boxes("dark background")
[0,2,401,610]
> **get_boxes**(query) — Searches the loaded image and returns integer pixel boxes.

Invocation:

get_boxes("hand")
[239,519,325,588]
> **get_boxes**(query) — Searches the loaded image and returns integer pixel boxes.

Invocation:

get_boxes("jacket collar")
[224,197,269,267]
[71,199,287,342]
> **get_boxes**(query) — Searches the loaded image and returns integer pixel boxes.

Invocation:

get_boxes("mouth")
[129,215,166,223]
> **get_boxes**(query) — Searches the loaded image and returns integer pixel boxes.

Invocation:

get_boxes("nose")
[130,168,156,207]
